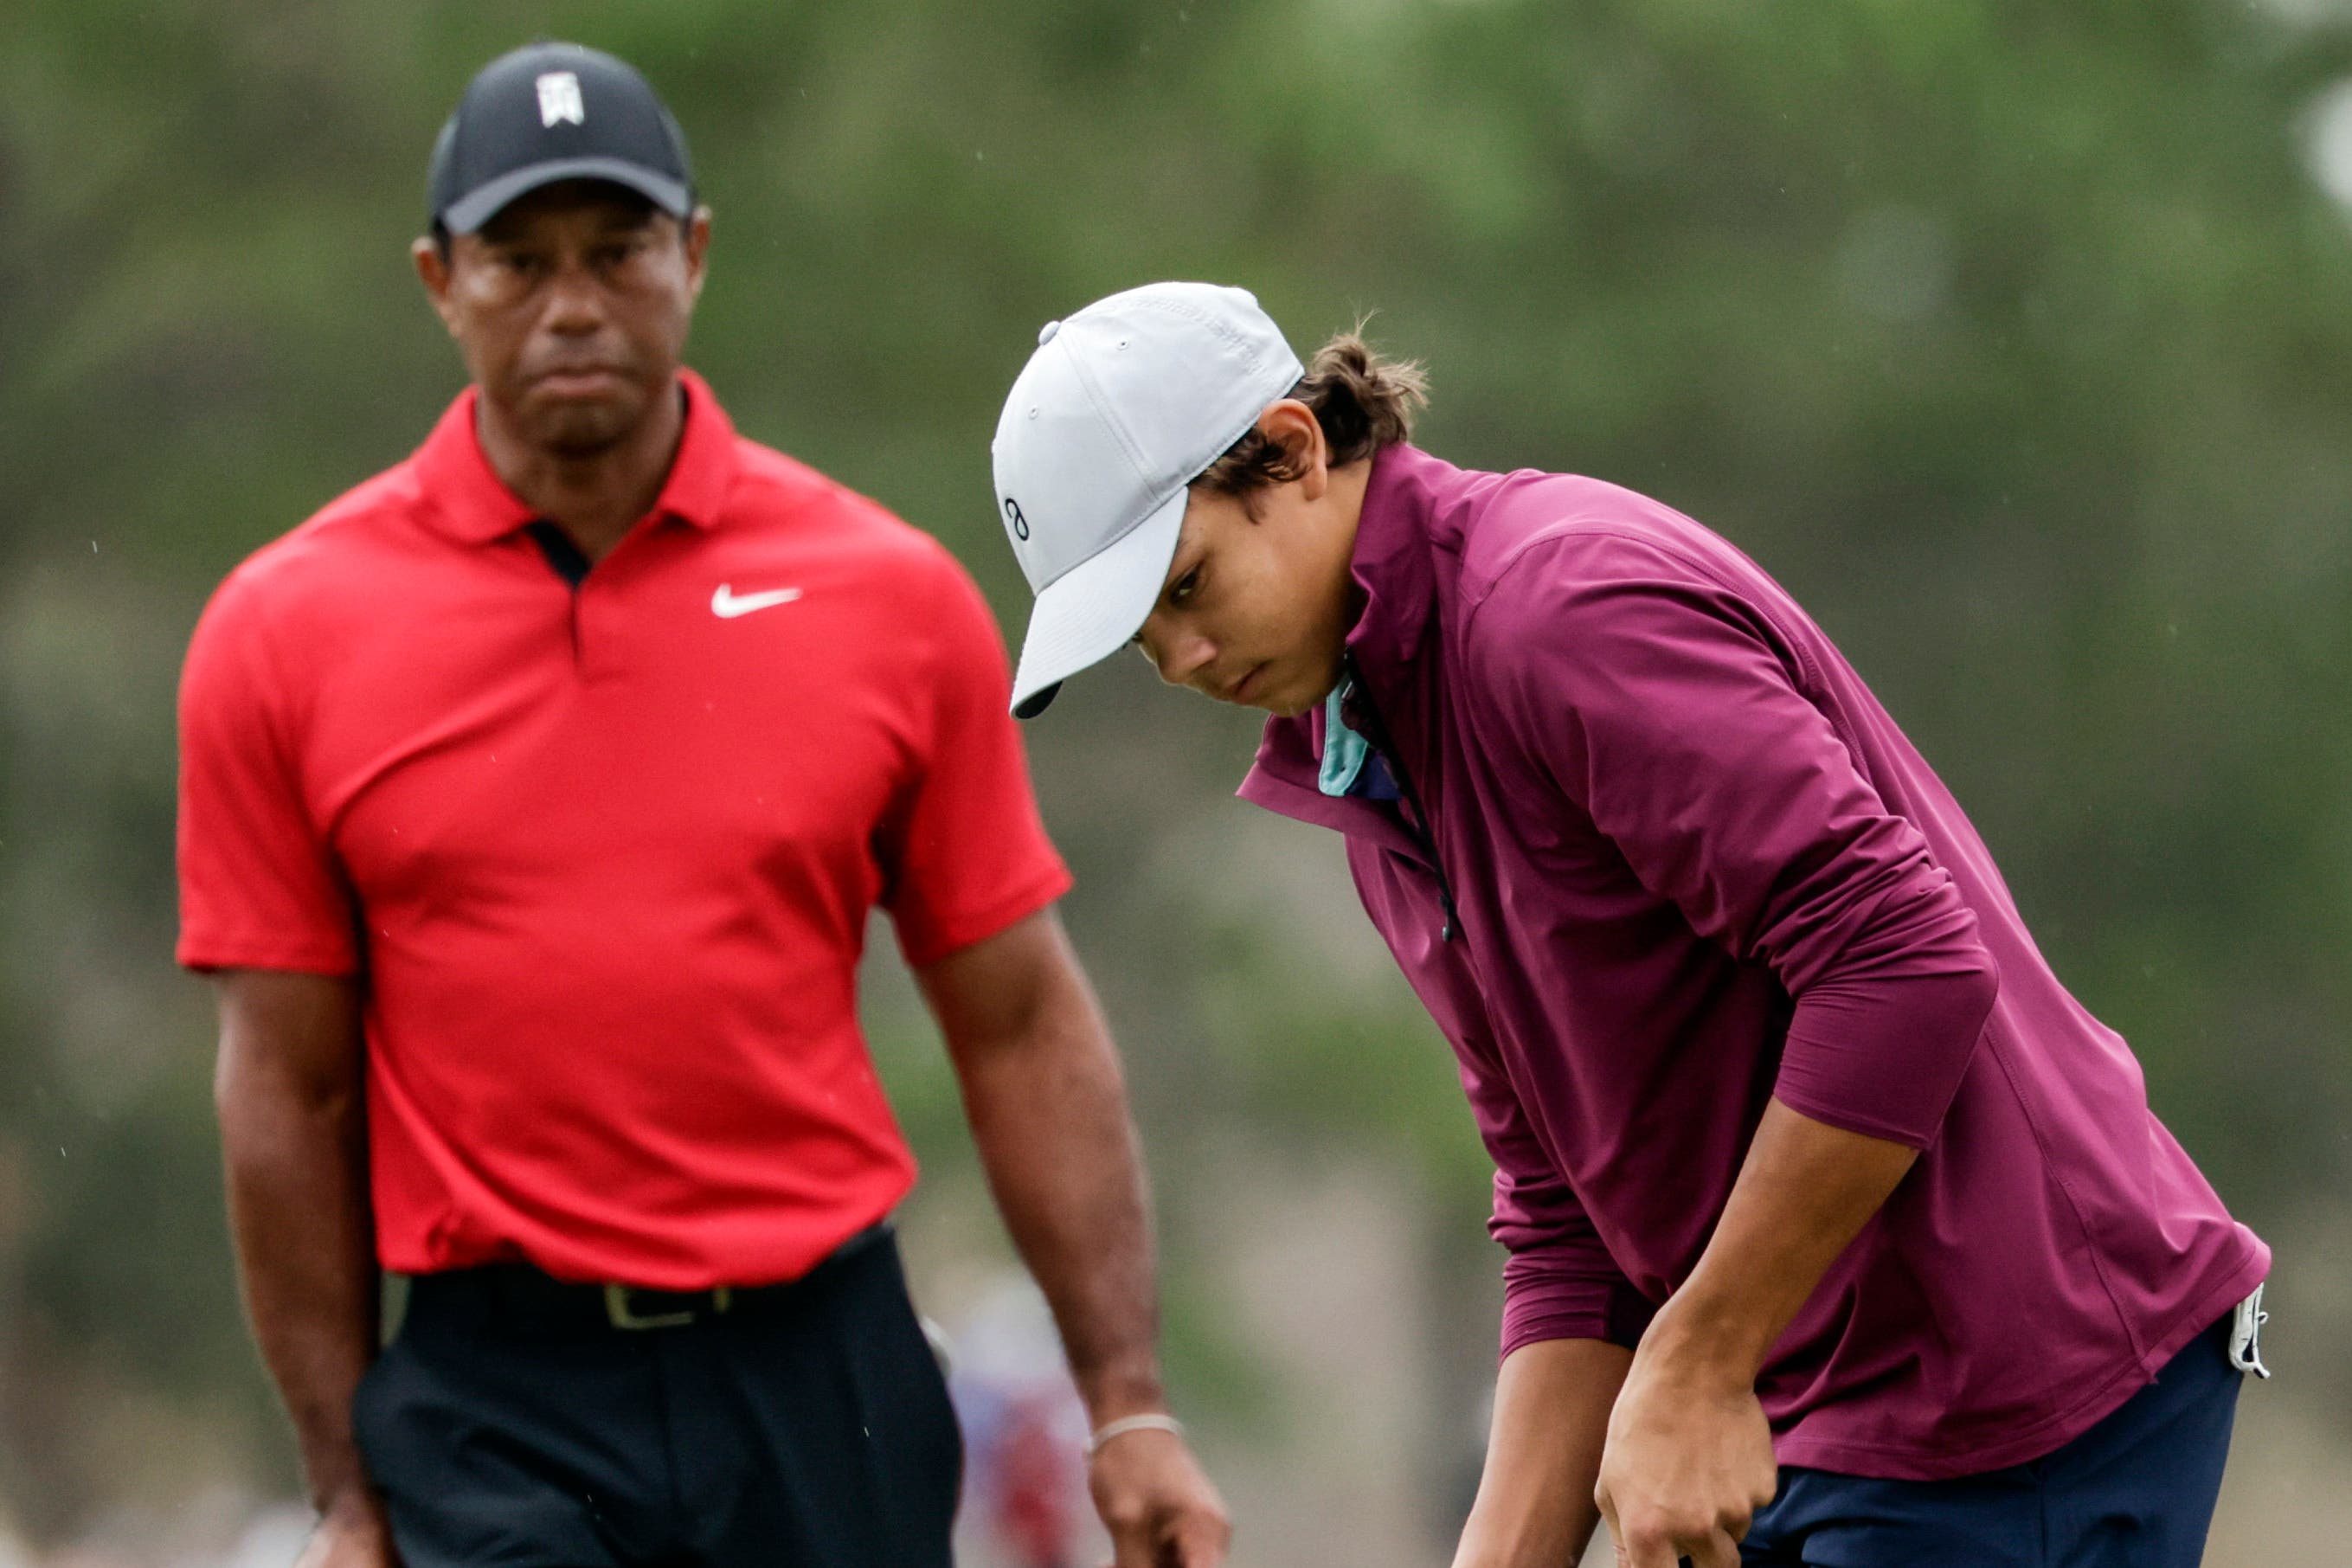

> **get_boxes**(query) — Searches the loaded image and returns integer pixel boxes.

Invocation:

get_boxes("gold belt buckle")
[603,1283,732,1330]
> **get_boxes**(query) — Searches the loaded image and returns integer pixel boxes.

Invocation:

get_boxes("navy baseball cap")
[427,42,694,235]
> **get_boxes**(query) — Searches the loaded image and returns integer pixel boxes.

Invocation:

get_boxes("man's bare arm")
[1597,1097,1918,1568]
[213,968,393,1561]
[1452,1337,1631,1568]
[915,907,1228,1567]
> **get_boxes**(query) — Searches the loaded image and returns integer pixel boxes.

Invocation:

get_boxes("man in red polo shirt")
[177,44,1225,1568]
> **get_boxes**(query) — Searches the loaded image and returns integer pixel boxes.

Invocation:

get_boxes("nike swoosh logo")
[711,584,804,619]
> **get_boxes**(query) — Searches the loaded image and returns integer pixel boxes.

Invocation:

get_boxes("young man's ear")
[1256,399,1331,501]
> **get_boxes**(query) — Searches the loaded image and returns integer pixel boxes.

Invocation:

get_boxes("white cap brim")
[1009,485,1189,718]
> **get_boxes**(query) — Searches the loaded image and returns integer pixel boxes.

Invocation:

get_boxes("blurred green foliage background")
[5,0,2351,1558]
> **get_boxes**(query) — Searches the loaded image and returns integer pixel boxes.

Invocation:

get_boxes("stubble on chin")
[531,397,639,459]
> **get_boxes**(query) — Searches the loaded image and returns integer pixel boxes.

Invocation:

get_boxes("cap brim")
[1010,486,1189,718]
[441,157,693,234]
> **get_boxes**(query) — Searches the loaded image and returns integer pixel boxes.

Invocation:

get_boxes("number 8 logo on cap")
[1003,498,1030,542]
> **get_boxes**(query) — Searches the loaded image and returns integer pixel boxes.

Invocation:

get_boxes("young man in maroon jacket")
[988,282,2269,1568]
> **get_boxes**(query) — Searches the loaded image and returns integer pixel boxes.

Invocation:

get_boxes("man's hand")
[1592,1346,1775,1568]
[1088,1428,1231,1567]
[293,1494,397,1568]
[920,910,1229,1561]
[1590,1098,1919,1567]
[214,971,390,1549]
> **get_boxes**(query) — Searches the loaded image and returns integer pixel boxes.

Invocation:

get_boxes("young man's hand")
[1590,1100,1918,1567]
[1592,1341,1776,1568]
[1088,1427,1231,1567]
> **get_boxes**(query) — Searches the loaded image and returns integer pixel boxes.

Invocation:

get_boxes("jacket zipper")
[1340,656,1461,943]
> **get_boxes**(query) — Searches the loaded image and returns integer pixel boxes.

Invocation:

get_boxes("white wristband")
[1086,1411,1185,1456]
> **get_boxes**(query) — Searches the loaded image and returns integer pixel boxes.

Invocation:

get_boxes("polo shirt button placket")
[569,543,627,681]
[569,520,664,680]
[522,519,597,668]
[572,575,594,674]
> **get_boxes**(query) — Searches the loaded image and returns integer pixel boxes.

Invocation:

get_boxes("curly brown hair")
[1193,329,1429,496]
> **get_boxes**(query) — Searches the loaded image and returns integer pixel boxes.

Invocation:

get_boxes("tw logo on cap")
[536,71,585,128]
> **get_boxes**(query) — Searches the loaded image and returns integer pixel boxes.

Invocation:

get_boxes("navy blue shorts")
[1741,1314,2247,1567]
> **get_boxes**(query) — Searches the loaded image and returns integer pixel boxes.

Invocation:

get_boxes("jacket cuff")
[1500,1273,1656,1359]
[1776,961,2001,1150]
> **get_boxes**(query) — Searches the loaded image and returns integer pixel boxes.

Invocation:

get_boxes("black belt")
[402,1222,893,1335]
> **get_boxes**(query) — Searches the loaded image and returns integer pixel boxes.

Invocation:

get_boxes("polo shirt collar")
[412,367,739,544]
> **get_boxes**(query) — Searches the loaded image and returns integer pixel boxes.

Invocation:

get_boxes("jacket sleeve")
[1467,533,2000,1150]
[1460,1031,1656,1358]
[1347,839,1652,1358]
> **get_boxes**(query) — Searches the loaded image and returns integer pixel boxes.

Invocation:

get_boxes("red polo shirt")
[177,371,1071,1288]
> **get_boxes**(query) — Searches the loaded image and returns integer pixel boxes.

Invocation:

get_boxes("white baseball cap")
[992,282,1305,717]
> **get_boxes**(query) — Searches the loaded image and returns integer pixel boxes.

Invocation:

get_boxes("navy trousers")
[353,1227,961,1568]
[1740,1314,2246,1567]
